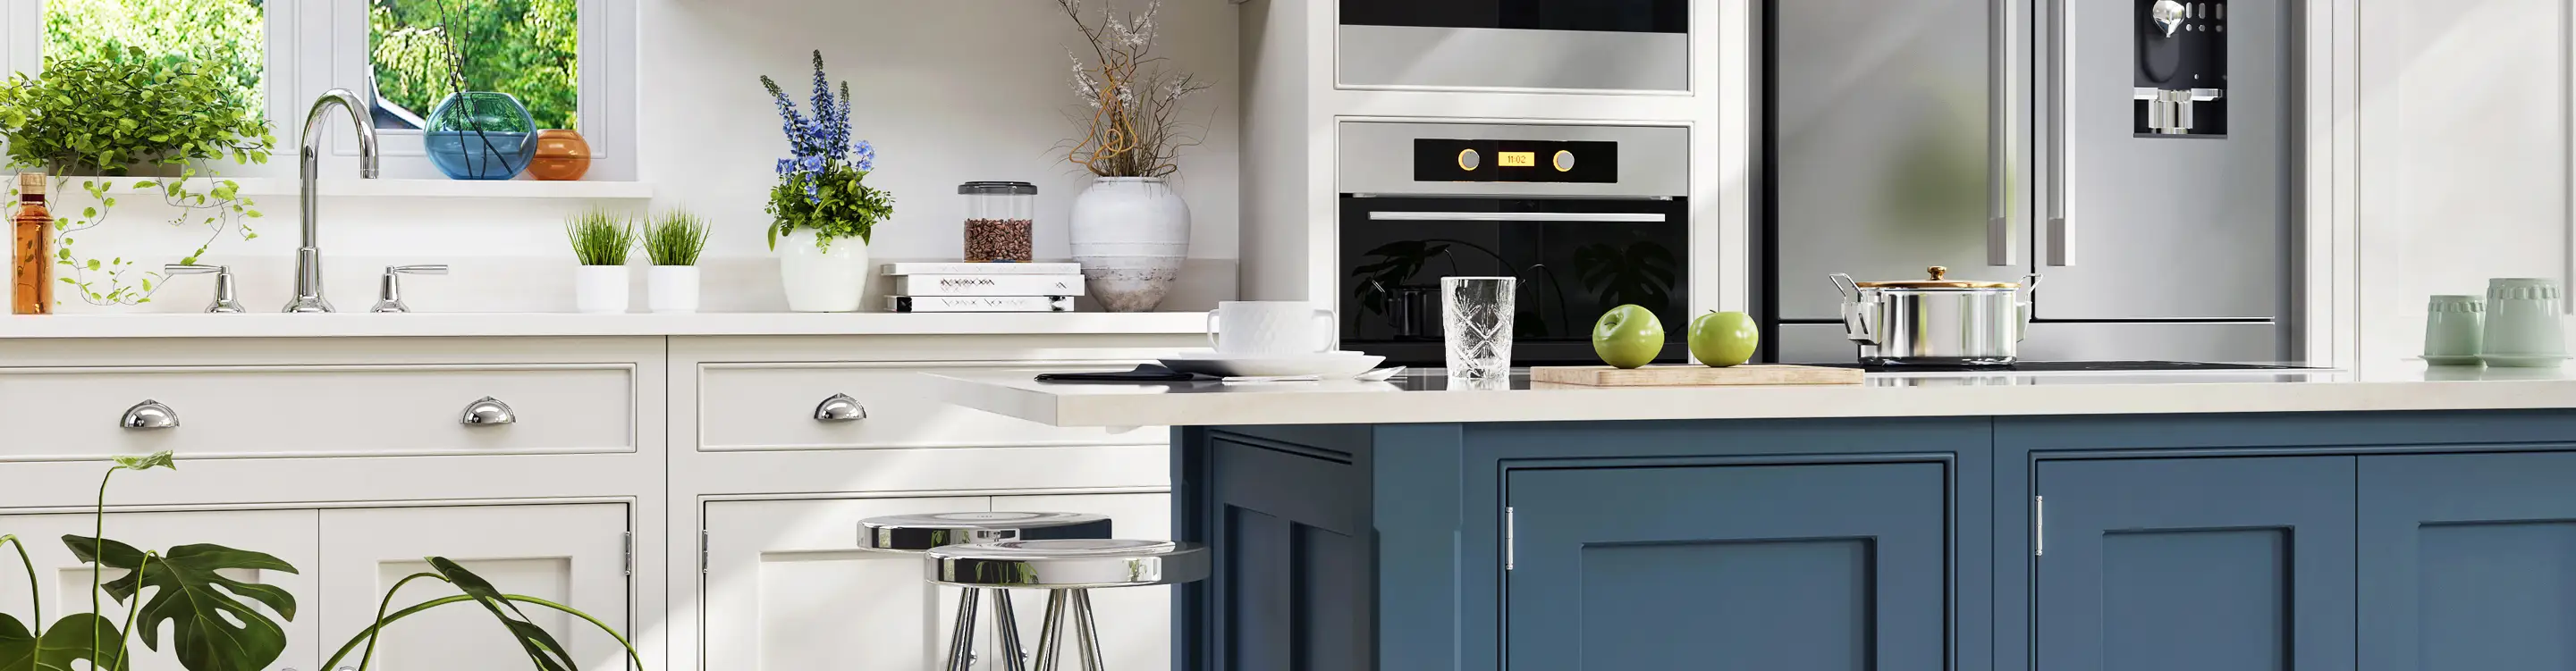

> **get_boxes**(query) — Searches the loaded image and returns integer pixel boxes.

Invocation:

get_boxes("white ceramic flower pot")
[1069,176,1190,312]
[572,265,630,315]
[648,265,701,314]
[778,228,871,312]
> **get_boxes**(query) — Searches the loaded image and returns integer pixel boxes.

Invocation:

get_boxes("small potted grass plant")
[566,210,635,314]
[645,210,709,314]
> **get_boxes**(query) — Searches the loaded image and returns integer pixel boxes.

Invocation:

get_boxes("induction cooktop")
[1808,361,2316,373]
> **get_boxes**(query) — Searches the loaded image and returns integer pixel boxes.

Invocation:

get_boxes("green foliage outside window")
[371,0,579,130]
[40,0,265,113]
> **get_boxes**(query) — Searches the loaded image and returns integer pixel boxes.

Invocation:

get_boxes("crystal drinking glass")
[1442,276,1516,379]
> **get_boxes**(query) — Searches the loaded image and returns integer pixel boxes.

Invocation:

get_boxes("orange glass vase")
[528,129,592,180]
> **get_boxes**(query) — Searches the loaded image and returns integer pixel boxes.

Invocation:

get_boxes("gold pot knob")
[1927,266,1950,281]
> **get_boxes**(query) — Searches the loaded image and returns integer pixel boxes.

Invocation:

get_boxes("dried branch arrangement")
[1058,0,1209,178]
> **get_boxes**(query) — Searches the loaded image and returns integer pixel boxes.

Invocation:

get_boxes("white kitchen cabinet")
[316,504,631,671]
[0,509,321,671]
[699,493,1170,671]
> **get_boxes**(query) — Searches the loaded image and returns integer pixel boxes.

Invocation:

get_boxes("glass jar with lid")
[960,181,1037,263]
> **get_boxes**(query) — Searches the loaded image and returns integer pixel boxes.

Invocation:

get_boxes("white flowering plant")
[1057,0,1208,178]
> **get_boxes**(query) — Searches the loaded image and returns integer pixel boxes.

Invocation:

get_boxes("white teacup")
[1206,301,1336,356]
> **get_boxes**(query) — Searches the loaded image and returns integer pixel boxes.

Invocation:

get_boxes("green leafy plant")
[764,164,893,252]
[0,48,273,306]
[566,210,635,266]
[643,211,708,266]
[44,0,266,112]
[0,452,645,671]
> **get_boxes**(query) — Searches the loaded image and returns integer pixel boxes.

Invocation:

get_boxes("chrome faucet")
[285,88,381,313]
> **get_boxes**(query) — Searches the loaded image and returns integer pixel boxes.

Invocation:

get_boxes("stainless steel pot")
[1829,266,2041,366]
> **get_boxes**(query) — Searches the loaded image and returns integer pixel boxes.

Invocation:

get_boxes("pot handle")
[2016,273,2045,342]
[1830,273,1861,298]
[1830,273,1877,344]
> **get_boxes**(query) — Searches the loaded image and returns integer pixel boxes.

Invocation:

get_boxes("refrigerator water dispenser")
[2133,0,2226,136]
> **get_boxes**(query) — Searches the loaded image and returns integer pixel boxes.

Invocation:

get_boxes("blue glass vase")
[424,92,536,180]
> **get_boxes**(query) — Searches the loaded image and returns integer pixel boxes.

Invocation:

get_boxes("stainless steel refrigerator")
[1763,0,2297,364]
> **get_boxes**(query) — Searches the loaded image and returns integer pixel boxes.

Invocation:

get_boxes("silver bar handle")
[2046,0,2074,267]
[1366,212,1668,223]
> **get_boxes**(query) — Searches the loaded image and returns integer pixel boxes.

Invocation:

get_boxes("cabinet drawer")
[696,362,1162,451]
[0,364,638,460]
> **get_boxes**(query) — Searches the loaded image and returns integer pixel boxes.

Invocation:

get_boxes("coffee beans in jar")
[965,218,1035,263]
[959,181,1039,263]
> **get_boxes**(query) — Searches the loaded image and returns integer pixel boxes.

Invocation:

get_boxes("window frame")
[1,0,635,182]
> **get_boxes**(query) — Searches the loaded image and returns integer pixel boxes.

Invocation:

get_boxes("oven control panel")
[1413,138,1619,183]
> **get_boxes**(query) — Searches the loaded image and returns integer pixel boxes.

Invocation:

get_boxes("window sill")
[59,177,655,200]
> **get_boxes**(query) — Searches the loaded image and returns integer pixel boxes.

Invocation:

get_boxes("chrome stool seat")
[928,539,1211,671]
[857,512,1113,671]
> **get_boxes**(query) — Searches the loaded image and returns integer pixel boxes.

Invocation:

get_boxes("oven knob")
[1457,149,1481,172]
[1552,150,1575,172]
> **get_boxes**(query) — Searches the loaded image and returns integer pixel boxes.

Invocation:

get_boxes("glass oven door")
[1339,196,1691,367]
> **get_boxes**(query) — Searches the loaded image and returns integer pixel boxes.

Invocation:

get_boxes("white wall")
[21,0,1242,314]
[2358,0,2572,364]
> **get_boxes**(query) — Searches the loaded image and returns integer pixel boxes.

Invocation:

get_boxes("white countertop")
[0,312,1210,340]
[925,363,2576,427]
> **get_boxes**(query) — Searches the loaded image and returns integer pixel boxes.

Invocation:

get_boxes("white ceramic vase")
[778,228,871,312]
[1069,176,1190,312]
[648,265,701,314]
[572,265,630,315]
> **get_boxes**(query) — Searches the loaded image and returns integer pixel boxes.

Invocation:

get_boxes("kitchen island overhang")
[929,366,2576,671]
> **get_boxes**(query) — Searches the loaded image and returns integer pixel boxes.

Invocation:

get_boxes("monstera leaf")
[64,536,295,671]
[0,612,128,671]
[429,558,579,671]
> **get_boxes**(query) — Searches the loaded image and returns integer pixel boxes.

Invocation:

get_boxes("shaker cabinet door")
[1506,462,1949,671]
[2360,451,2576,671]
[316,504,630,671]
[2035,457,2355,671]
[699,497,986,671]
[0,509,321,671]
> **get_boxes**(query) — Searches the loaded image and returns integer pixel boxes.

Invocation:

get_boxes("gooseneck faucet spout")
[285,88,380,313]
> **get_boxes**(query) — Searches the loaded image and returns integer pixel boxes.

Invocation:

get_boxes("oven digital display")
[1413,138,1617,183]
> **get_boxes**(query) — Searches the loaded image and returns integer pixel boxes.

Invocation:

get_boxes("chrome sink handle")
[370,264,450,314]
[814,393,867,422]
[120,399,179,430]
[163,264,245,314]
[460,397,516,426]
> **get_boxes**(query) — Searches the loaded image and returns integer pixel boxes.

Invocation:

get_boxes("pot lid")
[1854,266,2021,289]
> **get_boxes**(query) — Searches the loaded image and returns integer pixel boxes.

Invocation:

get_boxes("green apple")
[1688,311,1761,367]
[1592,305,1666,369]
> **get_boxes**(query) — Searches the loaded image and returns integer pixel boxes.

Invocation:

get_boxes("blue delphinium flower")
[761,50,874,205]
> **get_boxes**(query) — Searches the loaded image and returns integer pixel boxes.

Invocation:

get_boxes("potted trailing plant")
[0,48,273,308]
[761,50,894,313]
[644,210,708,314]
[1057,0,1207,313]
[0,452,641,671]
[566,209,635,314]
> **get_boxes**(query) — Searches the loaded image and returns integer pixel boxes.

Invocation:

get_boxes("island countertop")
[924,363,2576,427]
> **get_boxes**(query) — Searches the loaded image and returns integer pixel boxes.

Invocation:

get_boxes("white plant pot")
[1069,176,1190,312]
[573,265,631,315]
[777,228,871,313]
[648,265,701,314]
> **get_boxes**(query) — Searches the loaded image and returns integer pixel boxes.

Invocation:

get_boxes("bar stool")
[927,539,1211,671]
[857,512,1114,671]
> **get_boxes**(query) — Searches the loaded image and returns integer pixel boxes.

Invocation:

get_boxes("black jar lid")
[959,181,1039,196]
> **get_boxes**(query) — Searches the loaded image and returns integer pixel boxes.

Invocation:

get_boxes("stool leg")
[1033,590,1071,671]
[1069,589,1106,671]
[944,587,983,671]
[991,589,1027,671]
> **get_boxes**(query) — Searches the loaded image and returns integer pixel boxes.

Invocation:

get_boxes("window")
[367,0,578,131]
[41,0,266,112]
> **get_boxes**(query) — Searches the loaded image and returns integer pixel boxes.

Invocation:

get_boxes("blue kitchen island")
[929,365,2576,671]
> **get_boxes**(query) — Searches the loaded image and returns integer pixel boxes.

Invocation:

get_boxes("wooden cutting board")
[1530,365,1865,387]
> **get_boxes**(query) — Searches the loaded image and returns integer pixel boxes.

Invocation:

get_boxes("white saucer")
[2420,355,2486,366]
[1160,351,1386,378]
[2479,353,2572,368]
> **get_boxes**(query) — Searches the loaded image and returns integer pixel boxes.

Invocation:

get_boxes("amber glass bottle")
[13,172,52,315]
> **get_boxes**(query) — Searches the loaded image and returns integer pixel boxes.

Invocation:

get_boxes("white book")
[886,296,1077,313]
[880,262,1083,276]
[891,274,1088,297]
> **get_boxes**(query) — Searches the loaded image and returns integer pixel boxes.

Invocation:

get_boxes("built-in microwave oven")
[1338,0,1689,92]
[1337,122,1691,367]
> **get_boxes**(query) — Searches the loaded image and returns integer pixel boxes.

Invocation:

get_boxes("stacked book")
[881,263,1085,313]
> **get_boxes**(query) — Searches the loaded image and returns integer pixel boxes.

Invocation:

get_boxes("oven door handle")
[1366,211,1668,222]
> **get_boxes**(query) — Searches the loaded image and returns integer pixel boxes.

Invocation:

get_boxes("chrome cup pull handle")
[814,393,867,422]
[460,397,517,426]
[120,399,179,430]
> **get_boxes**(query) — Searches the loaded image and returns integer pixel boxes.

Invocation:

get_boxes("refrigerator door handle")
[2045,0,2074,267]
[1989,216,2017,266]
